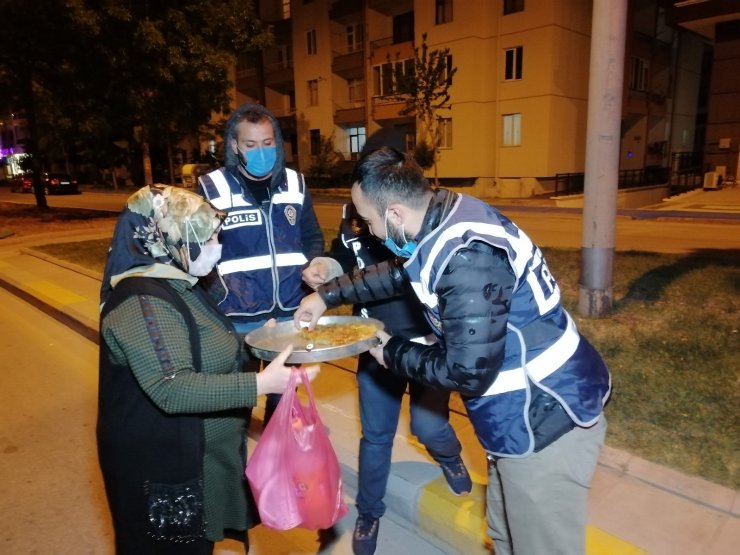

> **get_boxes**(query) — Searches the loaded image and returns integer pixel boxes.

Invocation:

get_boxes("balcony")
[371,97,412,122]
[670,0,739,40]
[264,61,294,95]
[370,38,413,66]
[330,0,362,21]
[332,47,365,80]
[367,0,413,17]
[334,103,366,125]
[235,66,261,100]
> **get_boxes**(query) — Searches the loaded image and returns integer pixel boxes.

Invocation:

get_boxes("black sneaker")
[352,515,379,555]
[439,456,472,496]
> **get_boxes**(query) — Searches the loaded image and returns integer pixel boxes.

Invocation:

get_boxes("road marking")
[24,279,86,306]
[417,476,650,554]
[586,526,649,554]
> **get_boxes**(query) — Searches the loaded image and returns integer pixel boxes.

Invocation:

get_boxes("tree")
[69,0,273,186]
[0,0,272,202]
[394,33,457,185]
[0,0,80,208]
[307,134,343,185]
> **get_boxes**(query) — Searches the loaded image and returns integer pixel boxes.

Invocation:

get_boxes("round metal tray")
[244,315,384,363]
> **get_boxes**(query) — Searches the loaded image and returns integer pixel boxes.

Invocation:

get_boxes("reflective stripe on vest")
[204,168,304,209]
[218,252,309,275]
[482,312,580,395]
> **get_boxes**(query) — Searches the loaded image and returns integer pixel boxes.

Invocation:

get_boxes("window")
[504,46,523,81]
[277,45,291,69]
[348,127,367,160]
[349,79,364,103]
[502,113,521,146]
[281,0,290,19]
[629,56,649,91]
[372,59,414,96]
[437,118,453,149]
[503,0,525,15]
[393,11,414,43]
[435,0,453,25]
[306,29,317,55]
[439,54,454,86]
[405,131,416,151]
[346,23,363,53]
[309,129,321,156]
[307,79,319,106]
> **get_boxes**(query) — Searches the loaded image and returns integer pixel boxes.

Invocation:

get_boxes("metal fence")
[554,164,691,196]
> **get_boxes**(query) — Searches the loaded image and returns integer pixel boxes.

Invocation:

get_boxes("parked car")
[9,173,33,193]
[41,172,79,194]
[9,172,79,194]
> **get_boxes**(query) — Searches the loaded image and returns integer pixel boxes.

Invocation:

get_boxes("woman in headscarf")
[97,185,318,554]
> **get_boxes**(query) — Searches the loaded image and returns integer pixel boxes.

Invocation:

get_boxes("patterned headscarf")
[100,185,226,306]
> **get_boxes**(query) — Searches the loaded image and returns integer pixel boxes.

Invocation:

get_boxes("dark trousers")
[355,352,462,518]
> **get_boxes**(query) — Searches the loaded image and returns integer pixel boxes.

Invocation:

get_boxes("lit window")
[502,113,521,146]
[438,118,453,149]
[504,47,523,81]
[306,29,317,55]
[282,0,290,19]
[346,23,364,53]
[503,0,525,15]
[629,56,649,91]
[348,127,367,160]
[435,0,453,25]
[307,79,319,106]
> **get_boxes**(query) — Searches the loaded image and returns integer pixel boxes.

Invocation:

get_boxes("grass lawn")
[29,236,740,490]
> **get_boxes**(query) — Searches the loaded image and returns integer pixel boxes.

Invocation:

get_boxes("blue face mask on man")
[383,210,417,258]
[242,146,277,177]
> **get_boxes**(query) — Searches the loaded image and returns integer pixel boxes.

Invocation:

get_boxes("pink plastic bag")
[245,368,348,530]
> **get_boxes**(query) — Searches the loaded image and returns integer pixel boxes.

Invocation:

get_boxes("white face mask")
[188,243,222,277]
[185,218,222,277]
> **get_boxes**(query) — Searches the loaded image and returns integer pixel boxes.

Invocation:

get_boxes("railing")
[554,173,585,195]
[554,166,670,195]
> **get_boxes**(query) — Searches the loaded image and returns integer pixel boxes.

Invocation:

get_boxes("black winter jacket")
[319,190,514,396]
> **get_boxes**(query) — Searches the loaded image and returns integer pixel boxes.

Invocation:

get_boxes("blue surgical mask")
[242,146,277,177]
[384,237,417,258]
[383,210,417,258]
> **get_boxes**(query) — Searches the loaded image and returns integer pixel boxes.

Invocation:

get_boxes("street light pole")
[579,0,628,317]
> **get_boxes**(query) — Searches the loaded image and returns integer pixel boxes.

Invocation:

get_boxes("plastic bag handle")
[284,367,320,438]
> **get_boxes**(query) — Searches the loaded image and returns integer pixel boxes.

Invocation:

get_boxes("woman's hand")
[255,344,320,395]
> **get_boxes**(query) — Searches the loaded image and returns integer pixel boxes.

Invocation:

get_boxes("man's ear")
[230,139,239,155]
[386,203,405,226]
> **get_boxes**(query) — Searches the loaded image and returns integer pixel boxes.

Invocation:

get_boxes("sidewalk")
[0,199,738,554]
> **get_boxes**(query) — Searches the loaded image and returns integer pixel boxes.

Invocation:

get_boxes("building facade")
[228,0,740,196]
[4,1,735,194]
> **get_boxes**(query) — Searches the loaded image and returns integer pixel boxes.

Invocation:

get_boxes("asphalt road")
[1,186,739,254]
[0,284,451,555]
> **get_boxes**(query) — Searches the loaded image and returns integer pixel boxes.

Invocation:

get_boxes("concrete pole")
[579,0,628,318]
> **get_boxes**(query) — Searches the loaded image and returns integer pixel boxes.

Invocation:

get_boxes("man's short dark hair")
[351,147,431,214]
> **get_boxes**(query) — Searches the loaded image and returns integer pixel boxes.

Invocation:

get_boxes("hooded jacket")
[197,103,324,322]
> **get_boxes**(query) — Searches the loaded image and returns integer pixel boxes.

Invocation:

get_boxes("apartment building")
[672,0,740,186]
[241,0,603,196]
